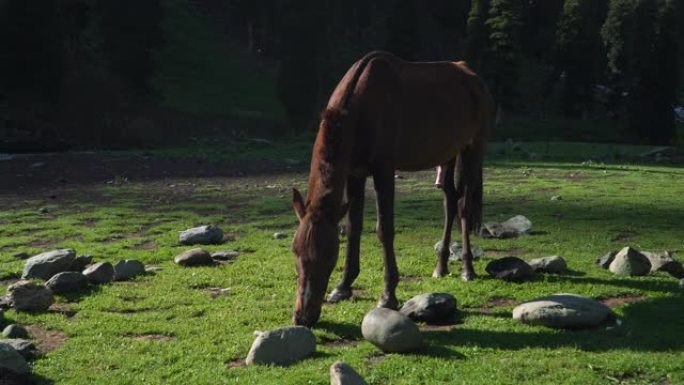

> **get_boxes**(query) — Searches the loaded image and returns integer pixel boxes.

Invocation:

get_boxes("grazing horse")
[291,51,494,327]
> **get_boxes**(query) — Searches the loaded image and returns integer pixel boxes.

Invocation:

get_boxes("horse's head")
[291,188,348,327]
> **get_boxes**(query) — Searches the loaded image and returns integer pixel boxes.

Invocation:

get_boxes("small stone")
[145,266,163,273]
[679,278,684,288]
[2,325,29,339]
[550,195,562,201]
[0,339,35,359]
[83,262,115,284]
[245,326,316,366]
[0,342,29,374]
[641,251,684,278]
[330,361,368,385]
[175,248,215,267]
[273,232,288,239]
[527,256,567,274]
[400,293,457,324]
[113,260,145,281]
[210,250,239,261]
[596,251,617,269]
[485,257,535,282]
[45,272,89,294]
[361,307,422,353]
[501,215,533,234]
[609,247,651,276]
[38,207,49,214]
[179,225,224,245]
[513,293,615,329]
[22,249,76,280]
[480,215,532,239]
[70,255,93,272]
[6,281,54,312]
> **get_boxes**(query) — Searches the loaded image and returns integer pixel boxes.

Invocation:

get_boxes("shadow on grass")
[545,275,680,294]
[448,295,684,352]
[315,321,363,341]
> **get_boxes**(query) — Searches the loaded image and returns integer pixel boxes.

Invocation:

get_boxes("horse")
[291,51,494,327]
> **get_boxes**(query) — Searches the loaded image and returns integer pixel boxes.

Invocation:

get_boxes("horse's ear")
[336,200,351,223]
[292,188,306,221]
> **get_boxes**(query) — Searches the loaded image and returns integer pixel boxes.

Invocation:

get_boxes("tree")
[466,0,492,71]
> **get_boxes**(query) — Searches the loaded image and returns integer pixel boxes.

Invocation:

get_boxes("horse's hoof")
[327,287,352,303]
[377,294,399,310]
[461,271,477,281]
[432,268,448,278]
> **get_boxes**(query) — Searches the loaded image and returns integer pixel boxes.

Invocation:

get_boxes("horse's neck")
[306,122,352,212]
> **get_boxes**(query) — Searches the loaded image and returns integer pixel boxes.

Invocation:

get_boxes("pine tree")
[484,0,523,108]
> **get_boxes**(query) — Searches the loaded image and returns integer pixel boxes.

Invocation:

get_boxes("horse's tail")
[455,82,494,234]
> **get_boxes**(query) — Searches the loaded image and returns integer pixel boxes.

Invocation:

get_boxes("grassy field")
[1,141,683,384]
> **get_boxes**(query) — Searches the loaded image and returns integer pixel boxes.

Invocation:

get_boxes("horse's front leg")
[328,176,366,303]
[433,158,457,278]
[373,170,399,309]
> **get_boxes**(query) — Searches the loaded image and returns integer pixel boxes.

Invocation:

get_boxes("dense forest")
[1,0,682,150]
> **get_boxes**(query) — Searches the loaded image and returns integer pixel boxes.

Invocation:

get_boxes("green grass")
[1,141,684,384]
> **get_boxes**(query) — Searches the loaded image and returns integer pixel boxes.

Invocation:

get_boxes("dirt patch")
[599,295,647,308]
[104,307,154,314]
[611,231,637,242]
[365,353,387,365]
[25,325,69,354]
[206,287,230,298]
[470,296,518,314]
[0,278,21,287]
[564,172,588,181]
[485,248,525,257]
[399,275,422,282]
[419,324,458,332]
[49,303,77,319]
[321,338,359,348]
[535,187,560,194]
[226,358,246,368]
[129,241,159,250]
[129,333,176,342]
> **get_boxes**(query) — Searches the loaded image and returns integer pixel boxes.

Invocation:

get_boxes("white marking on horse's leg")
[435,166,445,187]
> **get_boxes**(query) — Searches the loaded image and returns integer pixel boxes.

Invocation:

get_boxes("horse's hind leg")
[459,195,477,281]
[433,158,457,278]
[373,169,399,310]
[328,176,366,303]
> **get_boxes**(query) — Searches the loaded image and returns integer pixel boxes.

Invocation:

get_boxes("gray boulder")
[609,247,651,276]
[0,342,29,374]
[0,339,35,359]
[400,293,457,324]
[211,250,239,261]
[83,262,115,284]
[22,249,76,280]
[45,272,89,294]
[527,256,567,274]
[2,325,29,339]
[512,293,615,329]
[434,241,483,261]
[174,248,215,267]
[6,281,53,312]
[596,251,617,269]
[245,326,316,366]
[481,215,532,239]
[502,215,533,233]
[642,251,684,278]
[330,361,368,385]
[179,225,224,245]
[485,257,535,282]
[361,307,422,353]
[69,255,93,272]
[113,260,145,281]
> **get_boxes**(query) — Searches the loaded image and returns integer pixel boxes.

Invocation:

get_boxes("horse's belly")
[394,128,466,171]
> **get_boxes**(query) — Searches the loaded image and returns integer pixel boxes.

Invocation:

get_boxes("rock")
[45,272,89,294]
[22,249,76,280]
[527,256,567,274]
[145,266,163,273]
[179,225,224,245]
[245,326,316,366]
[69,255,93,272]
[550,195,562,201]
[512,293,615,329]
[434,241,483,261]
[113,260,145,281]
[480,215,532,239]
[83,262,115,284]
[330,361,368,385]
[596,251,617,269]
[679,278,684,289]
[609,247,651,276]
[0,339,35,359]
[400,293,457,324]
[642,251,684,278]
[210,250,239,261]
[38,207,49,214]
[174,248,215,267]
[2,325,29,339]
[12,252,29,260]
[361,307,422,353]
[273,232,288,239]
[6,281,53,312]
[0,342,29,374]
[485,257,535,282]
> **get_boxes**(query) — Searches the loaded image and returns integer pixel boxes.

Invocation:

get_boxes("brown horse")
[291,51,493,327]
